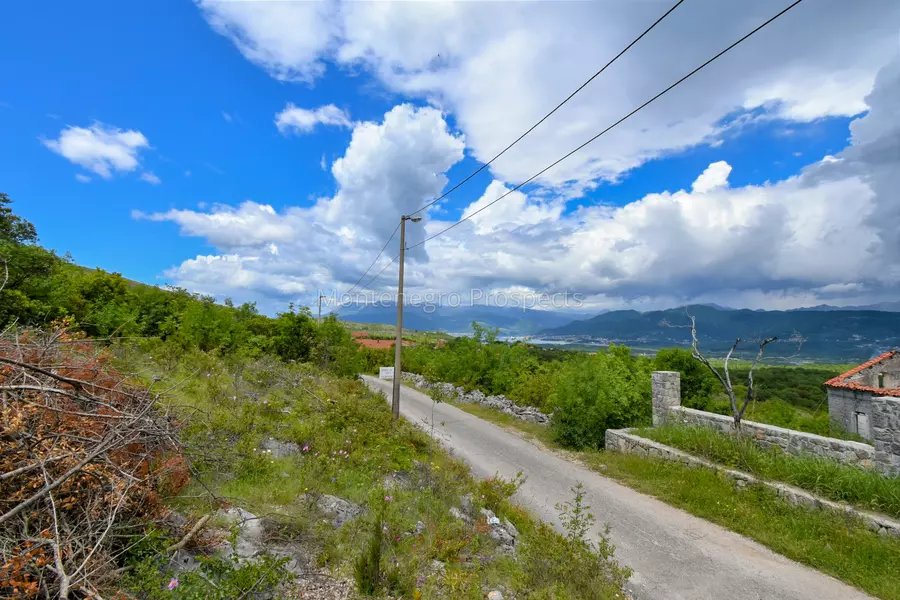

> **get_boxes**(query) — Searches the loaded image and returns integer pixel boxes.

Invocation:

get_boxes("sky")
[1,0,899,316]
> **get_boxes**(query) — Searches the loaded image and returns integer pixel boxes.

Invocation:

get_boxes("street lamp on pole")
[392,214,421,421]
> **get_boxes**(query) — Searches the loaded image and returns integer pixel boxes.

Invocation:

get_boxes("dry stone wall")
[673,406,875,468]
[605,428,900,537]
[650,371,882,471]
[401,372,551,425]
[872,396,900,476]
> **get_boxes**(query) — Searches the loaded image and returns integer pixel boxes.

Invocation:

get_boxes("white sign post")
[379,366,395,380]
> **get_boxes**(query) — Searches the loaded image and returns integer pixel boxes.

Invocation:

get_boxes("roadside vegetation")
[447,400,900,600]
[588,452,900,600]
[115,342,630,599]
[0,194,631,599]
[637,424,900,518]
[400,329,851,446]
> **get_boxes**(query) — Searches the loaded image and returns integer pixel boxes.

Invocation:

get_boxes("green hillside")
[541,304,900,362]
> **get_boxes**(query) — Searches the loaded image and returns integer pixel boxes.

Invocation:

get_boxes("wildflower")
[384,495,393,501]
[303,445,309,452]
[168,577,179,590]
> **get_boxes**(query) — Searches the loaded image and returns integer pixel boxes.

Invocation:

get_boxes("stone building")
[826,350,900,440]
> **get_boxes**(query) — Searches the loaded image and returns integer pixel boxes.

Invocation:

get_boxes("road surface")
[361,375,872,600]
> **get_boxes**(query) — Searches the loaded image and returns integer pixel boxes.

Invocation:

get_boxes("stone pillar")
[871,396,900,476]
[652,371,681,426]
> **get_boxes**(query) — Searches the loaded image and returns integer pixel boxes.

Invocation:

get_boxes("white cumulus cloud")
[691,161,732,193]
[143,103,465,307]
[43,123,150,179]
[275,103,352,134]
[196,0,899,191]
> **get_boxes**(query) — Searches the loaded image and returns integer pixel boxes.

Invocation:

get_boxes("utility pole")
[392,214,421,421]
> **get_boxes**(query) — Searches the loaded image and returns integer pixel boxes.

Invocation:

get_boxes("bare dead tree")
[661,314,804,429]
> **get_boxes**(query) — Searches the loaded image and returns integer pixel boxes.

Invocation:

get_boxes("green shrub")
[125,553,289,600]
[549,346,652,449]
[518,520,628,600]
[477,472,526,513]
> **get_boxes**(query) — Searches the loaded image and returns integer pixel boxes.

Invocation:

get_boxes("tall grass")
[638,424,900,518]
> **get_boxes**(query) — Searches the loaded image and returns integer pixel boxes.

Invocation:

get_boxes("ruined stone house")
[826,350,900,440]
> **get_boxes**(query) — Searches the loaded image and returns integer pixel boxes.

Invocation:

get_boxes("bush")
[477,472,526,513]
[653,347,718,405]
[548,346,652,449]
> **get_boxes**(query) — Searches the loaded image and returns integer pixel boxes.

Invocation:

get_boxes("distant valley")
[539,304,900,363]
[337,302,900,363]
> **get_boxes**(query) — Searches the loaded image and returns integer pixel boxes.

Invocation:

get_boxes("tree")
[662,314,803,428]
[653,347,718,409]
[549,345,651,449]
[0,192,38,245]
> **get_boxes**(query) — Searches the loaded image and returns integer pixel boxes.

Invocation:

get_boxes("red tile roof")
[356,339,394,349]
[824,350,900,397]
[354,338,417,349]
[350,331,369,339]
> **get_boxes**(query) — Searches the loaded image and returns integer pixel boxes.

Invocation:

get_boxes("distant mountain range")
[335,303,596,336]
[788,301,900,312]
[335,301,900,362]
[539,304,900,362]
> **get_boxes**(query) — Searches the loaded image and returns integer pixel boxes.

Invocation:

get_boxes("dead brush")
[0,327,184,599]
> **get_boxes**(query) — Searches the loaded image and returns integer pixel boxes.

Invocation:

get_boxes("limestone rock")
[215,507,264,558]
[316,494,363,528]
[261,437,300,458]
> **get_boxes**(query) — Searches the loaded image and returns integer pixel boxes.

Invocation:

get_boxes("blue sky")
[1,0,898,313]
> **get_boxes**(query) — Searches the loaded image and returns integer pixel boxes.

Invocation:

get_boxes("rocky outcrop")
[402,372,551,425]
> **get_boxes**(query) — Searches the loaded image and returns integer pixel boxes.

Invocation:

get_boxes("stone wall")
[650,371,878,470]
[400,372,551,425]
[828,387,874,439]
[651,371,680,426]
[672,406,876,468]
[877,354,900,387]
[872,396,900,476]
[848,354,900,387]
[605,428,900,537]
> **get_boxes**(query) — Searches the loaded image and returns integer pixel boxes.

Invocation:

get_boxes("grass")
[635,423,900,519]
[439,389,900,600]
[588,452,900,600]
[113,340,629,599]
[686,395,865,441]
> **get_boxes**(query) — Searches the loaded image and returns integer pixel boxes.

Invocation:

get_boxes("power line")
[408,0,805,251]
[344,0,686,295]
[356,251,400,295]
[344,222,400,296]
[408,0,686,218]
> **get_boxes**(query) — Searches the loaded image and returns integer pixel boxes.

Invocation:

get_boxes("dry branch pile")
[0,329,184,599]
